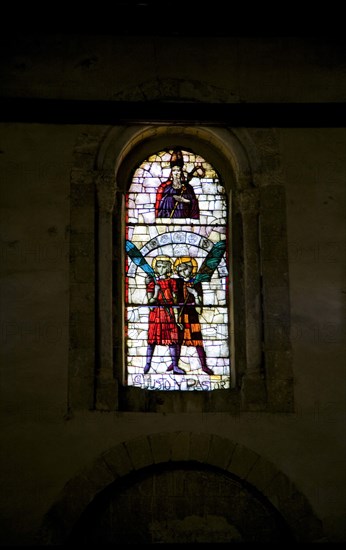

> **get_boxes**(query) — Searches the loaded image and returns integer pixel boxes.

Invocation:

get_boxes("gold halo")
[151,255,173,273]
[173,256,198,276]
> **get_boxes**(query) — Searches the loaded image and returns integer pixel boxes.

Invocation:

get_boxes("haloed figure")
[169,257,214,376]
[144,255,185,375]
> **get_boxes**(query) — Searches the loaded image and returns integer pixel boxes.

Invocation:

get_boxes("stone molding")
[38,432,325,544]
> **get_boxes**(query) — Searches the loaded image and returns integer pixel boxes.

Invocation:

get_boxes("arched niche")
[39,432,325,544]
[69,124,293,413]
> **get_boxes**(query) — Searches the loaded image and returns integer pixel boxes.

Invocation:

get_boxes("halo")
[151,255,173,273]
[173,256,198,276]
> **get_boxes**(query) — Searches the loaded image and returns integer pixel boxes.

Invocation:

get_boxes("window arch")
[68,123,294,414]
[125,147,232,392]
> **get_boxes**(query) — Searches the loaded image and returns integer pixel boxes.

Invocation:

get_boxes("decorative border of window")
[68,125,293,414]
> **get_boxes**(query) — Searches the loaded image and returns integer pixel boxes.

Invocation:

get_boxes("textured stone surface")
[171,431,191,462]
[148,432,175,464]
[189,432,212,464]
[1,36,345,545]
[125,436,153,470]
[227,444,260,480]
[102,444,134,478]
[207,434,237,469]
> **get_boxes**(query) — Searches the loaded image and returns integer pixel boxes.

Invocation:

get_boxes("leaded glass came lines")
[124,148,230,391]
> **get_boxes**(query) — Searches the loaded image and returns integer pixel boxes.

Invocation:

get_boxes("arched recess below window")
[68,125,293,414]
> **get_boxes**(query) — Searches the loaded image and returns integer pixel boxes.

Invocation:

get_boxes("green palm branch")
[194,240,226,284]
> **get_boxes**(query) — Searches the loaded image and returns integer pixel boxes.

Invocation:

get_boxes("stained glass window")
[125,147,230,391]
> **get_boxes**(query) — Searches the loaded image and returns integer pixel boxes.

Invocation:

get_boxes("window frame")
[124,146,233,394]
[68,124,294,414]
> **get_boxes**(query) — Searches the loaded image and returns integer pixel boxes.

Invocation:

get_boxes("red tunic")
[147,278,179,345]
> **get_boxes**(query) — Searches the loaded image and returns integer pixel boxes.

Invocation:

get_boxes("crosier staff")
[176,240,227,323]
[169,164,205,219]
[168,239,227,376]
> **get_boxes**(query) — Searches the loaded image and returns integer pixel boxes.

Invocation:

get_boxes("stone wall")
[0,35,345,543]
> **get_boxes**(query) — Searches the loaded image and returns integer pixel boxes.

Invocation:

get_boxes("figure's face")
[177,262,193,279]
[172,165,182,186]
[155,260,171,277]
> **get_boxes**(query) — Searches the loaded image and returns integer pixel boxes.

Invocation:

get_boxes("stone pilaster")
[95,170,118,410]
[237,188,267,409]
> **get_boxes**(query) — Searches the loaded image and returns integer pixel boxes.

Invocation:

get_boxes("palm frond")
[125,240,155,277]
[194,240,226,284]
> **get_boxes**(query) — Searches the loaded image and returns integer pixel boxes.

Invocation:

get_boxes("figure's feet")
[144,363,151,374]
[202,366,214,375]
[167,363,185,375]
[173,366,186,375]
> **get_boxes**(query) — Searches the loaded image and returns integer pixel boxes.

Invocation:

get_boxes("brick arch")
[39,432,325,544]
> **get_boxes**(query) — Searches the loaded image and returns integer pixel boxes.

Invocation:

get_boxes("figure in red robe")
[144,255,185,375]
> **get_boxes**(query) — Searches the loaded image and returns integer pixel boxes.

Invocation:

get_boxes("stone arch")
[38,432,325,544]
[69,121,293,413]
[96,124,261,193]
[107,126,259,407]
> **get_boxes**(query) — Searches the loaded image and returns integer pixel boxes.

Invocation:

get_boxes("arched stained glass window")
[125,147,230,392]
